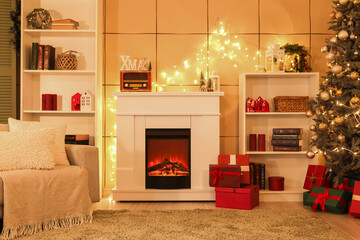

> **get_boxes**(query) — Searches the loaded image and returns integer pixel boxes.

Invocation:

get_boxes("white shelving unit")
[239,73,319,202]
[20,0,100,146]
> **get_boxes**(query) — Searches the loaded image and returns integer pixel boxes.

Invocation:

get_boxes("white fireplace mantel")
[112,91,224,201]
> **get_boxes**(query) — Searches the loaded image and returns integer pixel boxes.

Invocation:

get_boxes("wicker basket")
[273,96,309,112]
[56,50,78,70]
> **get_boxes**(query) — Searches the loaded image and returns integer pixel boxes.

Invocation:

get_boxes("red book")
[44,45,56,70]
[209,164,241,188]
[218,155,250,185]
[42,94,52,110]
[215,185,259,210]
[249,134,257,151]
[303,165,329,190]
[258,134,265,151]
[350,181,360,217]
[37,45,44,70]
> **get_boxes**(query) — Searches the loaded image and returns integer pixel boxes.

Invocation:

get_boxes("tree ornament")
[310,125,316,131]
[330,37,338,43]
[306,150,316,159]
[335,116,344,125]
[328,110,334,115]
[340,0,349,4]
[354,0,360,4]
[319,123,328,131]
[336,89,343,96]
[336,12,343,19]
[338,30,349,40]
[321,46,329,53]
[306,110,313,118]
[320,91,330,101]
[320,105,326,111]
[326,52,335,61]
[331,64,342,74]
[348,20,354,26]
[337,72,344,77]
[327,62,333,69]
[355,51,359,55]
[329,11,336,20]
[351,71,359,79]
[338,134,346,142]
[350,96,360,107]
[311,134,318,141]
[350,33,356,40]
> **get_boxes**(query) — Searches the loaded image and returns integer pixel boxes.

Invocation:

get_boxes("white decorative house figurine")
[209,70,220,92]
[80,91,92,111]
[266,44,285,72]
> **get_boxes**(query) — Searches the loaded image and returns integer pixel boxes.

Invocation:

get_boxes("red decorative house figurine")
[255,96,263,112]
[71,92,81,111]
[246,97,255,112]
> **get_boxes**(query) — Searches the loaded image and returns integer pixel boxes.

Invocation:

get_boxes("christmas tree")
[308,0,360,182]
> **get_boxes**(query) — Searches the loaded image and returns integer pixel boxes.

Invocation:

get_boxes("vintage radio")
[120,70,152,92]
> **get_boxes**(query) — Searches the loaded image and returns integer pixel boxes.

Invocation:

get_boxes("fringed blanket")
[0,166,92,239]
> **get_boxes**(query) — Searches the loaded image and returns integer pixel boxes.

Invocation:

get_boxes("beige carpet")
[18,209,347,240]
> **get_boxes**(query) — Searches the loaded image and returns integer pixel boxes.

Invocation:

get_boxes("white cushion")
[0,128,56,171]
[8,118,69,165]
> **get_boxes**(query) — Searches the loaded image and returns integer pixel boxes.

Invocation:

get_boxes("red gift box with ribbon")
[218,155,250,185]
[209,164,241,187]
[350,181,360,217]
[215,185,259,210]
[303,165,329,190]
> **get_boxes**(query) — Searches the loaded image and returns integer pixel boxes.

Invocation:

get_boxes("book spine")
[273,146,302,151]
[49,46,56,70]
[43,45,49,70]
[31,43,39,70]
[254,163,260,186]
[272,128,303,135]
[271,139,302,146]
[37,45,44,70]
[260,163,265,190]
[272,135,301,140]
[249,162,255,185]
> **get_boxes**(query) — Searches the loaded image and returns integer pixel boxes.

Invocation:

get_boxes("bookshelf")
[239,73,319,201]
[20,0,101,146]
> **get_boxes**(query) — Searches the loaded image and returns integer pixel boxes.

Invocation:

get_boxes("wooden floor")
[93,198,360,240]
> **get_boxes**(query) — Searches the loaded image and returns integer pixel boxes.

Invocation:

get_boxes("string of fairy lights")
[105,21,286,186]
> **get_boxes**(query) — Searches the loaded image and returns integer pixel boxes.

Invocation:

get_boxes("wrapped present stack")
[302,164,360,215]
[271,128,303,152]
[209,155,259,210]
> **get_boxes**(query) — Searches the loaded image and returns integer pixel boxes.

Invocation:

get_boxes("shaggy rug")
[18,209,347,240]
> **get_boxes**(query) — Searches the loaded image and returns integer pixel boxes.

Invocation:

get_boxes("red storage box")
[215,185,259,210]
[269,176,284,191]
[350,181,360,217]
[218,155,250,185]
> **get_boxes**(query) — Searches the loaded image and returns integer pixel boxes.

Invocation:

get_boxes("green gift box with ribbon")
[333,177,356,199]
[303,191,311,205]
[304,186,349,214]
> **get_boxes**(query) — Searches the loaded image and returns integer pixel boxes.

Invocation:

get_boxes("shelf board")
[243,72,319,78]
[246,112,306,116]
[24,70,95,75]
[23,110,95,114]
[24,29,96,37]
[246,151,306,155]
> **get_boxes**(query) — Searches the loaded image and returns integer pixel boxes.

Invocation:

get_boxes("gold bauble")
[320,91,330,101]
[306,110,313,118]
[350,33,356,40]
[326,52,335,61]
[328,110,334,115]
[338,134,346,142]
[354,0,360,5]
[310,125,316,131]
[329,11,336,20]
[340,0,349,4]
[306,150,316,159]
[336,89,343,96]
[321,46,329,53]
[351,71,359,80]
[338,30,349,40]
[336,12,343,19]
[331,65,342,74]
[319,122,328,131]
[350,96,360,107]
[320,105,326,111]
[337,72,344,77]
[311,134,318,141]
[335,116,344,125]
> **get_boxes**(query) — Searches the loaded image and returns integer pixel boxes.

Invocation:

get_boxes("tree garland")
[281,43,312,72]
[26,8,52,29]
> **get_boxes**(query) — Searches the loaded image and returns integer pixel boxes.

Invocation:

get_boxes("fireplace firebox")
[146,129,191,189]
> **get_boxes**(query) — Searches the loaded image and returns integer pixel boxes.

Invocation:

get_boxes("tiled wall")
[102,0,333,190]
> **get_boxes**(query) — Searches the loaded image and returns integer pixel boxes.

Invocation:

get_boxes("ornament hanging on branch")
[306,150,315,159]
[350,71,359,80]
[329,11,336,20]
[319,123,328,131]
[336,89,343,96]
[320,91,330,101]
[338,30,349,40]
[330,37,338,43]
[311,134,318,141]
[340,0,349,4]
[306,110,313,118]
[350,96,360,107]
[321,46,329,53]
[350,33,356,40]
[338,134,346,142]
[326,52,335,61]
[335,116,345,125]
[332,64,342,74]
[310,125,316,131]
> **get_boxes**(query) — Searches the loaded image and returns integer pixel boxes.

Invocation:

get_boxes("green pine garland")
[281,43,312,72]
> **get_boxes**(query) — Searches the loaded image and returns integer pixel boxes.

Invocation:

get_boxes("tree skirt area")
[18,209,347,240]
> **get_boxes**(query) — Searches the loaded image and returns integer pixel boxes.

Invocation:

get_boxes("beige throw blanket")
[0,166,92,239]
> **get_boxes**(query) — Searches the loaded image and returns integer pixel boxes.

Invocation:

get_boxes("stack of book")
[31,43,56,70]
[271,128,303,151]
[51,19,79,30]
[249,162,266,190]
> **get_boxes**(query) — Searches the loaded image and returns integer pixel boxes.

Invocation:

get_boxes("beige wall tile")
[209,0,258,34]
[311,0,334,34]
[105,34,156,84]
[260,0,309,34]
[220,136,238,154]
[220,86,238,137]
[157,0,207,33]
[311,34,332,79]
[209,35,259,85]
[157,35,207,85]
[105,0,156,33]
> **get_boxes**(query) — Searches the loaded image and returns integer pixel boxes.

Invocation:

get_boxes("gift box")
[215,185,259,210]
[218,155,250,185]
[349,181,360,217]
[303,165,329,190]
[303,191,311,205]
[209,164,241,187]
[333,177,356,199]
[304,186,349,214]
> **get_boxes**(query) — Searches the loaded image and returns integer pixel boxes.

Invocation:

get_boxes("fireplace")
[146,129,191,189]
